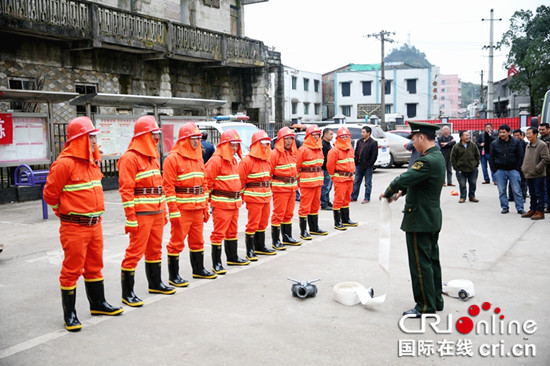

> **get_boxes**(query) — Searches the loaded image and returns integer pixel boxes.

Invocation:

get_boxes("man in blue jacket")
[489,124,525,214]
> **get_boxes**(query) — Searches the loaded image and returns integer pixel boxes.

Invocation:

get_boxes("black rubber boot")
[308,214,328,235]
[121,269,144,307]
[167,254,190,287]
[271,225,286,250]
[281,223,302,246]
[245,233,258,261]
[211,244,227,275]
[333,209,347,231]
[145,261,176,295]
[341,207,358,227]
[299,216,312,240]
[61,287,82,332]
[84,279,124,316]
[224,239,250,266]
[254,230,277,255]
[190,250,217,279]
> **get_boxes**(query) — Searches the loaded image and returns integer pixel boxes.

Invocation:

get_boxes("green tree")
[499,5,550,116]
[385,44,431,68]
[460,82,481,108]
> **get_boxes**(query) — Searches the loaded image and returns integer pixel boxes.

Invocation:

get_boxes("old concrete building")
[0,0,282,123]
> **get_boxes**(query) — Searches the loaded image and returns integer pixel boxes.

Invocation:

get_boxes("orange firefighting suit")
[239,140,272,235]
[43,134,105,289]
[118,133,166,270]
[270,134,298,227]
[296,134,324,217]
[204,142,243,245]
[327,136,355,210]
[163,137,208,255]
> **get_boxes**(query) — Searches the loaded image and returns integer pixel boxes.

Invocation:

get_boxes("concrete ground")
[0,167,548,365]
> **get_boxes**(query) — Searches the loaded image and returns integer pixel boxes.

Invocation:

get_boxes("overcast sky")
[244,0,545,84]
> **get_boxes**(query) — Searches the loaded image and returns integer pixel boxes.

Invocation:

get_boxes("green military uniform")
[383,123,445,314]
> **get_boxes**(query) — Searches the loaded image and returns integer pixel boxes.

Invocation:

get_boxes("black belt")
[245,180,271,188]
[134,186,164,195]
[335,170,354,177]
[60,214,101,226]
[211,189,240,199]
[175,186,204,195]
[272,175,297,183]
[301,166,322,173]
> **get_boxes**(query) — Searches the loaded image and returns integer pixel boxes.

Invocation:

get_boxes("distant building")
[492,78,530,118]
[439,74,461,118]
[268,66,322,123]
[322,63,440,123]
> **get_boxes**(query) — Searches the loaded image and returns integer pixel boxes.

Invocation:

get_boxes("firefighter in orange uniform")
[118,115,175,307]
[239,130,276,260]
[163,123,217,281]
[296,125,328,239]
[270,127,302,248]
[327,127,359,230]
[44,117,123,332]
[205,129,249,272]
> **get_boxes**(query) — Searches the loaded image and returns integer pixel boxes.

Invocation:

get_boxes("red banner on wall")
[0,113,13,144]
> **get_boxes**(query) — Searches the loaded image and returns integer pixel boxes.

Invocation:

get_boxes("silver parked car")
[382,132,412,168]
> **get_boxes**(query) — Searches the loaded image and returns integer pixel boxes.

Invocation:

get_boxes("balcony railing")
[0,0,277,66]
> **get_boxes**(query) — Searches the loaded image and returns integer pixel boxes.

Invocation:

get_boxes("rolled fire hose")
[332,200,391,306]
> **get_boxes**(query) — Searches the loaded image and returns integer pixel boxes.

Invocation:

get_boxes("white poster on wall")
[0,115,48,166]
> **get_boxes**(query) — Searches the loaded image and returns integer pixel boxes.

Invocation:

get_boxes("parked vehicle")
[388,129,411,139]
[195,115,259,155]
[324,123,391,168]
[383,132,412,168]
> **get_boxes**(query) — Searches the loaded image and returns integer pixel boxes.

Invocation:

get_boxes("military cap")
[406,121,440,139]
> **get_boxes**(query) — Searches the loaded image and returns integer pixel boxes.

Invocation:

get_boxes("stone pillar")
[274,65,284,123]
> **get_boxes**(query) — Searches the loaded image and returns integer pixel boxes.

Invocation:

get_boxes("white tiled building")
[323,63,441,122]
[269,66,323,123]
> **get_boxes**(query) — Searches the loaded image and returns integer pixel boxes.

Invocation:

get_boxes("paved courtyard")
[0,167,548,365]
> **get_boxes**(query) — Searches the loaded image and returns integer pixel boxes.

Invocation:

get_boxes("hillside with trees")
[384,44,431,68]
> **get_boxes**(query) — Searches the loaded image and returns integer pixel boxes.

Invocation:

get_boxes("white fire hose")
[332,200,391,306]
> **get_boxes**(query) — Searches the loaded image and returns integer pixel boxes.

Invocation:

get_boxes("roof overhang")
[0,89,79,103]
[69,93,227,109]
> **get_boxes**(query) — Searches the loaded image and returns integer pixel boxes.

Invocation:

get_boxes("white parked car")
[324,123,391,168]
[195,119,259,156]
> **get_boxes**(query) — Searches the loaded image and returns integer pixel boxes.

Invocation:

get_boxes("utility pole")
[480,70,484,104]
[366,30,395,130]
[482,9,501,118]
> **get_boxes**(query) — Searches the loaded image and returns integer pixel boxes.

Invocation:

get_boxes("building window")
[303,78,309,91]
[314,80,320,92]
[314,103,320,115]
[75,84,98,116]
[385,104,392,114]
[441,96,446,100]
[292,102,297,114]
[362,81,372,96]
[441,88,446,93]
[385,80,392,95]
[406,79,417,94]
[304,103,310,115]
[8,77,37,111]
[204,0,220,8]
[292,76,297,90]
[341,82,351,97]
[341,105,351,117]
[441,104,446,109]
[441,80,446,85]
[406,103,417,118]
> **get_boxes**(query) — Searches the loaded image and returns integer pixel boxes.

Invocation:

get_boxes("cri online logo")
[399,302,537,335]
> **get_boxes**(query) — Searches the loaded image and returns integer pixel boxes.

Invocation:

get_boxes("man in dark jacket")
[321,128,334,210]
[451,131,480,203]
[437,126,456,186]
[509,129,528,200]
[489,124,525,214]
[476,123,498,184]
[201,132,215,163]
[351,126,378,203]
